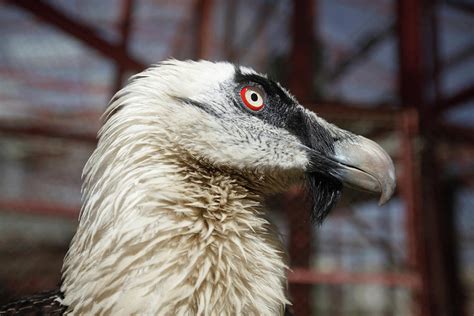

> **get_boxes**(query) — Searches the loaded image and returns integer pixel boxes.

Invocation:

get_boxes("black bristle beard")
[305,173,343,224]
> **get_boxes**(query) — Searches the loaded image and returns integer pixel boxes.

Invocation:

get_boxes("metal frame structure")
[1,0,473,315]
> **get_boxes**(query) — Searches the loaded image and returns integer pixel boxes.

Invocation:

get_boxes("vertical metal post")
[284,188,312,316]
[397,1,434,314]
[288,0,315,315]
[113,0,134,94]
[289,0,315,100]
[398,109,426,316]
[397,0,424,107]
[397,0,464,315]
[195,0,213,59]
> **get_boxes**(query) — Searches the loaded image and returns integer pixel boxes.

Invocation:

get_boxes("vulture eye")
[240,86,265,111]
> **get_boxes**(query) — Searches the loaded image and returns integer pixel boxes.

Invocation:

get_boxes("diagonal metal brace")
[6,0,146,71]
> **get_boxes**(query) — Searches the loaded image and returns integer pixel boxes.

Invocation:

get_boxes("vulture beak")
[330,135,396,205]
[303,111,396,221]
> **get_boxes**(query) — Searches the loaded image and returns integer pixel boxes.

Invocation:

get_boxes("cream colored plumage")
[61,61,293,315]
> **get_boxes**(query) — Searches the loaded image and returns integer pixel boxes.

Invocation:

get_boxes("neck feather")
[61,122,289,315]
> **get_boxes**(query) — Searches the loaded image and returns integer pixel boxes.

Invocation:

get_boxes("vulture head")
[105,60,393,220]
[57,60,395,315]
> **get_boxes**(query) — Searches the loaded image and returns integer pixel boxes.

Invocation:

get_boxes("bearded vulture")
[0,60,395,315]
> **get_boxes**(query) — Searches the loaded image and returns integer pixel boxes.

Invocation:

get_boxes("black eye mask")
[233,68,343,223]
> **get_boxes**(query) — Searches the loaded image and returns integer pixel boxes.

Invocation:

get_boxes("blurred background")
[0,0,472,315]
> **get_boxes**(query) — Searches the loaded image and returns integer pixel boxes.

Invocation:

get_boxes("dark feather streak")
[306,173,343,224]
[0,289,66,316]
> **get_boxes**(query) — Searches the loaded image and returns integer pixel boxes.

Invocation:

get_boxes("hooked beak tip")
[332,136,396,204]
[378,165,396,205]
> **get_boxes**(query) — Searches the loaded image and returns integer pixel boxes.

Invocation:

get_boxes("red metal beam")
[7,0,145,71]
[284,188,312,316]
[397,2,434,315]
[289,268,422,289]
[113,0,135,94]
[397,0,424,108]
[397,110,429,316]
[0,200,79,219]
[288,0,315,101]
[195,0,213,59]
[288,1,315,314]
[433,85,474,114]
[0,66,109,94]
[398,110,421,269]
[437,121,474,143]
[397,1,465,314]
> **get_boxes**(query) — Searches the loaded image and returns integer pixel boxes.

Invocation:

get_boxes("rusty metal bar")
[195,0,213,59]
[397,0,465,314]
[397,0,424,108]
[284,188,312,316]
[396,1,431,315]
[289,268,422,289]
[397,109,428,316]
[433,85,474,114]
[0,200,79,219]
[437,122,474,143]
[112,0,135,94]
[289,0,315,101]
[287,0,315,314]
[7,0,145,71]
[398,110,421,273]
[0,66,109,94]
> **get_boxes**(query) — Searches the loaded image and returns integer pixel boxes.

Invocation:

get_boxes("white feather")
[61,60,305,315]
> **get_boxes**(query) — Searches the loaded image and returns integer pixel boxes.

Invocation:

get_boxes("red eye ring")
[240,86,265,111]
